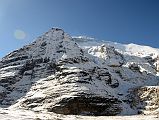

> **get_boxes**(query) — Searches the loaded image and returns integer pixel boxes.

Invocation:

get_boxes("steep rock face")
[0,28,82,106]
[0,28,159,116]
[17,51,122,115]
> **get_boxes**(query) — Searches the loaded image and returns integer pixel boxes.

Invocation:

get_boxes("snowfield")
[0,108,158,120]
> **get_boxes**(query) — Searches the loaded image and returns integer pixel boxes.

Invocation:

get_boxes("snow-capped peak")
[0,28,159,119]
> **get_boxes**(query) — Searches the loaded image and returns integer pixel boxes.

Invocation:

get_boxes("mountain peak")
[0,28,159,118]
[41,27,71,42]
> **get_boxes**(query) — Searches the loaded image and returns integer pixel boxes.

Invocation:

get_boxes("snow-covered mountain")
[0,28,159,119]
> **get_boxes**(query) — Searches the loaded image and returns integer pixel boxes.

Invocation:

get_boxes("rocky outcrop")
[88,44,125,67]
[127,86,159,115]
[49,96,121,116]
[156,55,159,72]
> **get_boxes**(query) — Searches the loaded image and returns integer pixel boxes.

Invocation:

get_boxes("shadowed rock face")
[49,96,121,116]
[0,28,159,116]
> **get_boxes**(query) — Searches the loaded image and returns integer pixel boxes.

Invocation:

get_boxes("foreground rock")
[128,86,159,115]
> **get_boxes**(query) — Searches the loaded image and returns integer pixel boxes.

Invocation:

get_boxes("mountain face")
[0,28,159,116]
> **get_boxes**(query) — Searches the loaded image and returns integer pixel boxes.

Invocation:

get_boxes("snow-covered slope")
[0,28,159,119]
[73,36,159,58]
[74,36,159,75]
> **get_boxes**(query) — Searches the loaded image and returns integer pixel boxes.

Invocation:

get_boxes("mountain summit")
[0,28,159,118]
